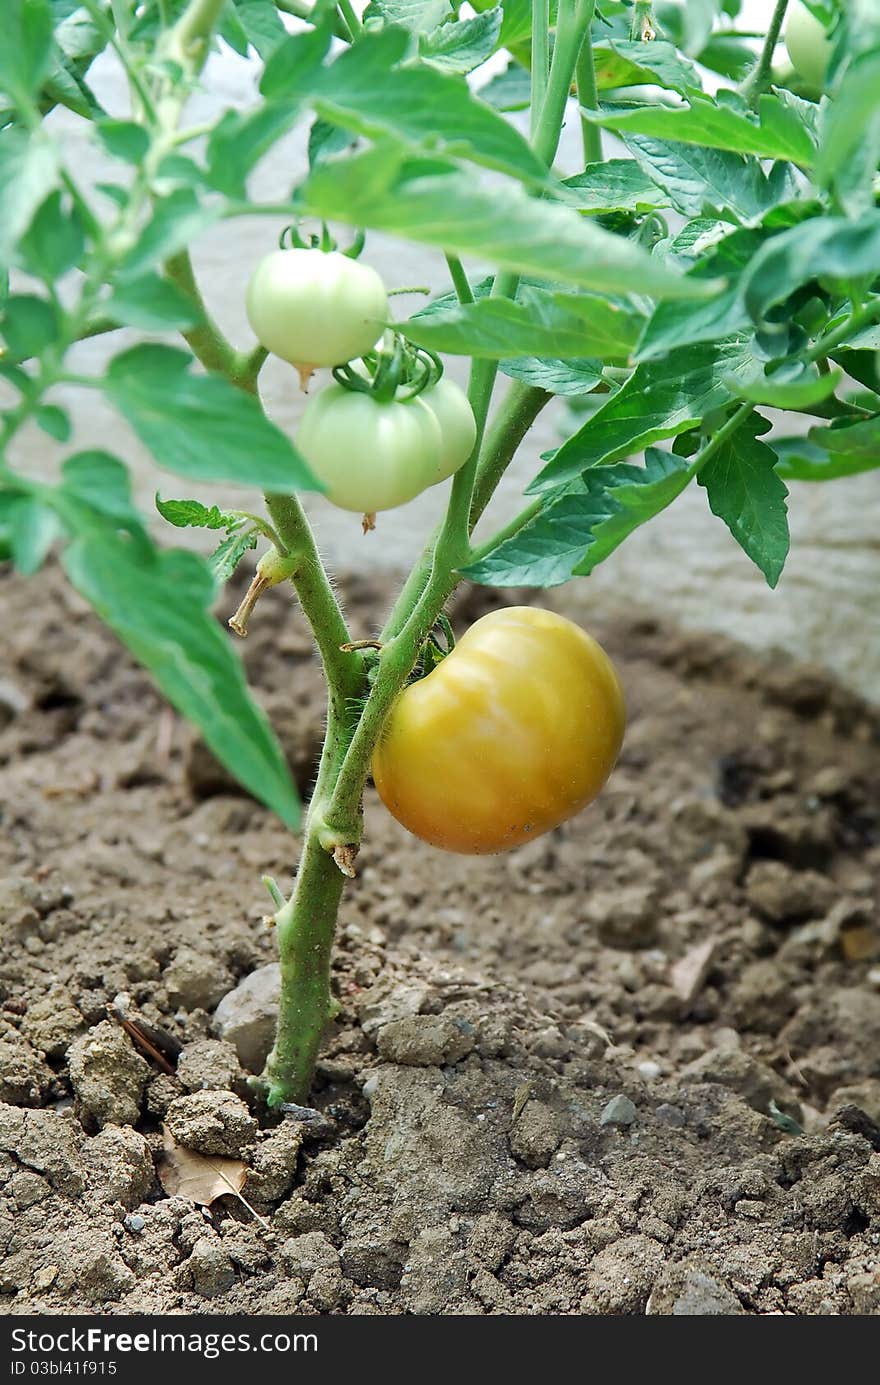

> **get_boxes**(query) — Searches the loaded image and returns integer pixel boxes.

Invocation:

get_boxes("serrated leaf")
[592,38,701,93]
[636,227,762,360]
[531,337,755,492]
[698,411,789,588]
[404,285,641,360]
[561,160,670,215]
[209,529,258,583]
[57,451,145,534]
[733,366,841,409]
[740,214,880,324]
[103,345,321,492]
[259,21,333,99]
[156,496,243,530]
[807,414,880,467]
[588,92,816,167]
[363,0,451,32]
[233,0,288,58]
[296,145,716,300]
[771,434,880,481]
[0,0,53,106]
[465,449,692,588]
[105,273,204,331]
[623,134,797,223]
[500,357,602,395]
[420,9,502,72]
[816,47,880,214]
[477,63,530,112]
[63,533,301,827]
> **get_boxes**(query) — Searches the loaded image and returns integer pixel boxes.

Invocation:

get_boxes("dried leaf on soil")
[158,1127,247,1207]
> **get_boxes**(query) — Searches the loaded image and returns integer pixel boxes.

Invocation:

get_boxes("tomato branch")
[740,0,791,105]
[575,1,602,166]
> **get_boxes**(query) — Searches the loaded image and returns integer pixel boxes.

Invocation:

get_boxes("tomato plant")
[2,0,878,1105]
[372,608,625,853]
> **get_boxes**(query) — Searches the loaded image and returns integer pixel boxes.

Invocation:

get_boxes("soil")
[1,563,880,1317]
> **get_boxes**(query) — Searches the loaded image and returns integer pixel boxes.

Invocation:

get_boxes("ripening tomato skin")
[296,383,443,513]
[784,1,831,92]
[246,250,388,370]
[371,607,625,854]
[419,378,477,483]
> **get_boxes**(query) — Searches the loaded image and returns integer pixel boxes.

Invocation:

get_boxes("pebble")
[600,1095,637,1128]
[212,963,280,1072]
[124,1214,145,1233]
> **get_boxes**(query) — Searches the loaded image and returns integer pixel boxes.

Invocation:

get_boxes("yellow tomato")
[371,607,625,854]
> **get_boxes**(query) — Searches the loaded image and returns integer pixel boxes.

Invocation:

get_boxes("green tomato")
[246,250,388,377]
[420,378,477,483]
[296,383,443,514]
[784,1,831,93]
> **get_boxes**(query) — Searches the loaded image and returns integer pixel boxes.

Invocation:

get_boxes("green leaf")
[404,285,641,360]
[233,0,288,58]
[2,492,59,574]
[0,0,53,106]
[636,226,762,360]
[0,129,57,271]
[103,345,321,492]
[296,145,717,300]
[465,450,692,588]
[209,529,258,583]
[623,134,797,223]
[363,0,451,31]
[35,403,71,441]
[733,366,841,409]
[531,337,755,492]
[311,28,547,186]
[1,294,59,360]
[698,412,789,588]
[206,104,300,198]
[741,213,880,323]
[588,92,816,167]
[56,450,146,534]
[63,533,300,828]
[592,39,701,93]
[259,21,333,99]
[308,117,355,168]
[807,415,880,468]
[420,9,502,72]
[105,273,204,330]
[95,119,150,164]
[561,159,670,215]
[816,48,880,214]
[156,495,244,530]
[771,434,880,481]
[118,189,221,280]
[477,63,530,112]
[19,189,84,280]
[499,357,603,395]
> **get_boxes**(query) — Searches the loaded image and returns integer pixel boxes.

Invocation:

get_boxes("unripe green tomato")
[420,378,477,483]
[245,249,388,373]
[296,383,443,513]
[784,1,831,93]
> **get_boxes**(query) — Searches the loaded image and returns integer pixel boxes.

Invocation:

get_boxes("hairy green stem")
[630,0,655,41]
[262,827,347,1105]
[740,0,790,105]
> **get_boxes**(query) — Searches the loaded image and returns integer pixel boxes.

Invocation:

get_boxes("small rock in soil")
[245,1121,304,1202]
[212,963,280,1073]
[376,1014,476,1066]
[681,1048,799,1118]
[184,1236,236,1298]
[80,1124,155,1208]
[647,1264,745,1315]
[355,977,430,1037]
[176,1038,243,1094]
[0,1035,53,1106]
[669,939,717,1006]
[68,1021,150,1130]
[165,947,233,1013]
[165,1090,257,1158]
[584,884,658,948]
[20,987,86,1059]
[600,1095,637,1128]
[509,1098,562,1168]
[745,862,834,924]
[279,1232,340,1281]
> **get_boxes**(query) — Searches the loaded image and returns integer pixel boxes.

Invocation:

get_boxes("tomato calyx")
[333,333,443,405]
[278,220,366,261]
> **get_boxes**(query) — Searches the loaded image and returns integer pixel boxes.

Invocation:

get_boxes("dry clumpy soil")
[1,564,880,1317]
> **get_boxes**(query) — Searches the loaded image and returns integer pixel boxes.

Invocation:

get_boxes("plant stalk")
[740,0,790,105]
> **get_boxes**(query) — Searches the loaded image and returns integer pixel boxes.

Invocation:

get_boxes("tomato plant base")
[2,566,879,1316]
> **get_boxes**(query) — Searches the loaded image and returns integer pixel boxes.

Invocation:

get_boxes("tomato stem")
[575,3,602,167]
[739,0,791,106]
